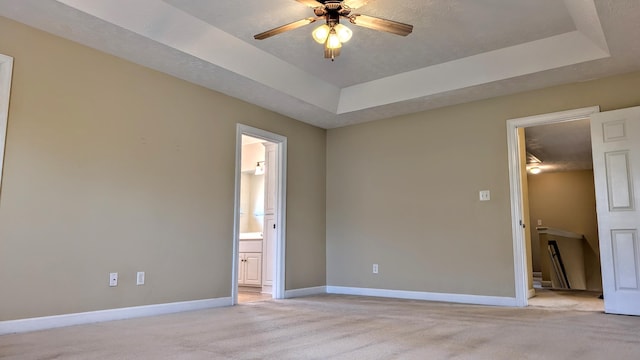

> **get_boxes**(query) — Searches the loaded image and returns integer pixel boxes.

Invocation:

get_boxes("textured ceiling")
[164,0,575,87]
[1,0,640,129]
[526,119,593,173]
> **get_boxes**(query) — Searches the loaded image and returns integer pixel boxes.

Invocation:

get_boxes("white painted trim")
[506,106,600,308]
[275,137,287,300]
[326,286,518,307]
[0,53,13,193]
[537,227,584,239]
[0,297,231,335]
[233,124,287,304]
[284,286,327,299]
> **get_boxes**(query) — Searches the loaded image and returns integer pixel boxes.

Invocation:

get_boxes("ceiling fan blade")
[295,0,324,8]
[343,0,374,9]
[254,17,318,40]
[348,14,413,36]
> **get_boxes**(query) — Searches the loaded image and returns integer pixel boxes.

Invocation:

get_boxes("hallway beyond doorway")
[528,289,603,312]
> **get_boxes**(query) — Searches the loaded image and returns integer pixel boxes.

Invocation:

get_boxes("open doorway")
[507,107,603,310]
[233,125,287,305]
[523,120,603,311]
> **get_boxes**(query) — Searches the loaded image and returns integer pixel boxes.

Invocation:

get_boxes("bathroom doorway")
[233,125,287,304]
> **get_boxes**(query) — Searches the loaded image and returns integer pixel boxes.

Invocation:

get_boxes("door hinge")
[519,220,526,229]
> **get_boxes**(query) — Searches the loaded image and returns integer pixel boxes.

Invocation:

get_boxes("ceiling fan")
[254,0,413,60]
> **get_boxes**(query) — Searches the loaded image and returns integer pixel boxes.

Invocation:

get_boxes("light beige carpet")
[2,294,640,359]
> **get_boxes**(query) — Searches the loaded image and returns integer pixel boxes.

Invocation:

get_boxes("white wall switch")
[537,219,542,226]
[479,190,491,201]
[136,271,145,285]
[372,264,379,274]
[109,272,118,287]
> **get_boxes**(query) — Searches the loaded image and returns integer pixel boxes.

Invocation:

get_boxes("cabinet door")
[244,253,262,286]
[238,253,245,285]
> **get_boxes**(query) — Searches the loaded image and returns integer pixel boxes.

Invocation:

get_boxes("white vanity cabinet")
[238,240,262,287]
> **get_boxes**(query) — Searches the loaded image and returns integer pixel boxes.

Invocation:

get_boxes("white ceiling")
[1,0,640,129]
[525,119,593,173]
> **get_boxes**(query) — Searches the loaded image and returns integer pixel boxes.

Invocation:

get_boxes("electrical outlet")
[479,190,491,201]
[109,272,118,287]
[372,264,379,274]
[136,271,145,285]
[537,219,542,226]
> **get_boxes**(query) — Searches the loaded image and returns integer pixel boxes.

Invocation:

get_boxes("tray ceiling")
[1,0,640,128]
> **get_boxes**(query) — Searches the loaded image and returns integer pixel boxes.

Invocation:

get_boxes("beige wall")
[527,170,601,290]
[4,13,640,320]
[0,16,326,321]
[327,71,640,297]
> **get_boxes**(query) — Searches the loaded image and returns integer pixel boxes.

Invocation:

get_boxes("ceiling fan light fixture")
[334,23,352,43]
[324,46,341,60]
[255,0,414,61]
[312,24,330,44]
[326,28,342,49]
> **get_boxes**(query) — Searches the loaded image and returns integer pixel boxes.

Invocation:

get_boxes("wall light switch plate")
[479,190,491,201]
[136,271,145,285]
[109,272,118,287]
[372,264,379,274]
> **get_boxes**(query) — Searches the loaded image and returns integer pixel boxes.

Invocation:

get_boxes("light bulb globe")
[326,29,342,49]
[334,24,352,43]
[312,25,330,44]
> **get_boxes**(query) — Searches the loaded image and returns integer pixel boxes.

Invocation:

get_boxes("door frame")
[0,53,14,193]
[232,124,287,304]
[506,106,600,306]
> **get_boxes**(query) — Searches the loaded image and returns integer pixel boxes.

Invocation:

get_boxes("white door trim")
[506,106,600,306]
[233,124,287,303]
[0,53,14,193]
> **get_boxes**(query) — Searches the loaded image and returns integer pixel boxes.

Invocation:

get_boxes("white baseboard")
[326,286,518,307]
[284,286,327,299]
[261,284,273,295]
[0,297,232,335]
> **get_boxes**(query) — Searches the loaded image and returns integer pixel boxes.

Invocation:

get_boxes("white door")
[591,106,640,315]
[263,215,276,286]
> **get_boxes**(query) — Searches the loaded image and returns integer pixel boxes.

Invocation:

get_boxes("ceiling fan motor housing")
[314,1,352,21]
